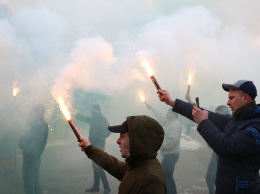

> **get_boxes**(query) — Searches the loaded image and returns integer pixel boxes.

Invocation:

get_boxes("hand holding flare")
[58,98,84,146]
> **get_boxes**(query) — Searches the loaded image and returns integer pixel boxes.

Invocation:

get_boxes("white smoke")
[0,1,259,124]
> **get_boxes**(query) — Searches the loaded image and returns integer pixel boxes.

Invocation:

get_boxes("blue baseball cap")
[222,80,257,99]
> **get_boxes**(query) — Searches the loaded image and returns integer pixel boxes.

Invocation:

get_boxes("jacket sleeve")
[75,114,92,124]
[208,112,230,132]
[85,145,127,180]
[197,119,260,159]
[172,99,194,121]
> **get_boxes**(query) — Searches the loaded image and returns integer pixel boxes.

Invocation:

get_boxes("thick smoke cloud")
[1,1,260,193]
[52,36,144,100]
[1,1,260,120]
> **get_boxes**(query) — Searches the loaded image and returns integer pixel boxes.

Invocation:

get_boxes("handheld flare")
[187,71,192,94]
[58,98,83,146]
[142,61,161,91]
[150,75,161,90]
[187,85,190,94]
[68,119,83,144]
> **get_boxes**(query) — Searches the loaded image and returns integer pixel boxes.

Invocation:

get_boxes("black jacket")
[76,113,110,149]
[19,120,48,162]
[173,99,260,194]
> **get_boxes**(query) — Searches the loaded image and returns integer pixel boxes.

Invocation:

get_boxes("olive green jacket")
[85,115,166,194]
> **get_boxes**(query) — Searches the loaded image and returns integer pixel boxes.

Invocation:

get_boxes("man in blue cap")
[157,80,260,194]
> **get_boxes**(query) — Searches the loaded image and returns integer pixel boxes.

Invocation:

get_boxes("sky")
[1,0,260,128]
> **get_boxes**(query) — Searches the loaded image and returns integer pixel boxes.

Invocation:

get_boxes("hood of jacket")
[125,115,164,166]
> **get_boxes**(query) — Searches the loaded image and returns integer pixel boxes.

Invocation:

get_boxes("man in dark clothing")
[19,104,49,194]
[158,80,260,194]
[76,104,111,194]
[79,115,166,194]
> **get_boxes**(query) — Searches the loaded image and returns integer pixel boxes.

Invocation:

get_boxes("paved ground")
[1,130,213,194]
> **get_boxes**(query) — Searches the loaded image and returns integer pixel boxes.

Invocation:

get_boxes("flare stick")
[68,119,82,142]
[187,85,190,94]
[150,75,161,90]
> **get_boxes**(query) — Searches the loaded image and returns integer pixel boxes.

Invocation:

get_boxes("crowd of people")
[18,79,260,194]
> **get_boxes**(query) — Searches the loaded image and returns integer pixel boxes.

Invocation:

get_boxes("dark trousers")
[22,158,42,194]
[92,161,110,189]
[161,153,180,194]
[206,152,218,194]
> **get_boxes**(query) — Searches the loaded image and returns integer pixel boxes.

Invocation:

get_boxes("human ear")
[244,94,251,102]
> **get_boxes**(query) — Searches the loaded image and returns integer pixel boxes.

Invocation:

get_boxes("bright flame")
[58,98,71,120]
[13,87,19,96]
[188,70,194,85]
[13,81,19,96]
[142,61,154,76]
[139,94,145,102]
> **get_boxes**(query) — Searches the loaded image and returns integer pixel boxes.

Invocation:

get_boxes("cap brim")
[108,121,128,133]
[222,84,239,91]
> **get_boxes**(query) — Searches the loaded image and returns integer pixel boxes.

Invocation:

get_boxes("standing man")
[145,102,181,194]
[79,115,166,194]
[19,104,49,194]
[76,104,111,194]
[157,80,260,194]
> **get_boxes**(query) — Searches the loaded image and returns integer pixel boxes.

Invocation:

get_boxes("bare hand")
[79,137,91,151]
[157,89,175,107]
[192,106,208,124]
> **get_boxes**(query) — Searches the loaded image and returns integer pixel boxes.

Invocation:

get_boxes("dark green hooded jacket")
[85,115,166,194]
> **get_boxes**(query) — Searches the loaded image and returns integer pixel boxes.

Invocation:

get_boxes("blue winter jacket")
[173,99,260,194]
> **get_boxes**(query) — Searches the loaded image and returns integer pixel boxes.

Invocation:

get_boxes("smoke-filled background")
[1,0,260,194]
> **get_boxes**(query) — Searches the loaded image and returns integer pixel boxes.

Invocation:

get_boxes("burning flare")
[139,94,145,102]
[187,70,194,94]
[57,97,83,143]
[142,61,154,76]
[141,60,161,90]
[58,97,71,120]
[188,72,192,85]
[13,81,19,97]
